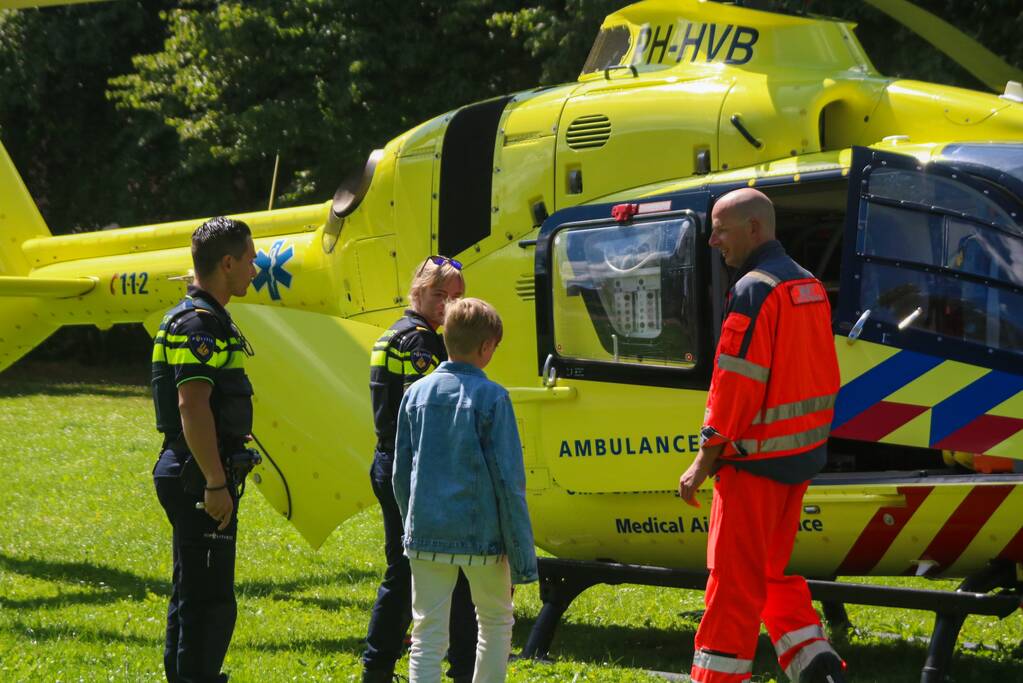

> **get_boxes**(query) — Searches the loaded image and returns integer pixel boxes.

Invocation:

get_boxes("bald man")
[678,189,846,683]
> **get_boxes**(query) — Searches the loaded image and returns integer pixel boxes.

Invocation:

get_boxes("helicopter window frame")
[938,143,1023,206]
[534,204,714,390]
[837,148,1023,374]
[580,25,633,76]
[862,166,1023,237]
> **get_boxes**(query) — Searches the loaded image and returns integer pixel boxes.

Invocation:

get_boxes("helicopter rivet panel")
[555,79,727,209]
[228,302,381,549]
[828,484,1023,577]
[20,203,325,271]
[716,75,899,174]
[858,81,1022,149]
[393,149,436,282]
[344,235,401,314]
[870,485,1019,578]
[395,112,450,159]
[941,485,1023,577]
[483,88,565,268]
[434,97,512,265]
[242,232,341,316]
[0,299,56,374]
[333,143,405,317]
[24,246,213,331]
[596,149,852,204]
[0,141,48,276]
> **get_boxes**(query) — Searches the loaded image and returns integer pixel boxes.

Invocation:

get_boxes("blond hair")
[443,298,503,356]
[408,258,464,310]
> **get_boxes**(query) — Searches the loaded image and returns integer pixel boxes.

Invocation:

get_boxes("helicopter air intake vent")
[566,114,611,150]
[515,275,535,301]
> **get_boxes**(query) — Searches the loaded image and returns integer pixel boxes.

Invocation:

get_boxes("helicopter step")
[521,558,1021,682]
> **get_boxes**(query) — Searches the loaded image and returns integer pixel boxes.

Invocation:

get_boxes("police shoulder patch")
[409,348,434,374]
[188,332,217,364]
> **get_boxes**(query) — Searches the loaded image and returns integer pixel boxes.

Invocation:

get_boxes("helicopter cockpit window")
[581,25,632,75]
[856,167,1023,354]
[940,143,1023,189]
[551,215,698,368]
[867,168,1020,233]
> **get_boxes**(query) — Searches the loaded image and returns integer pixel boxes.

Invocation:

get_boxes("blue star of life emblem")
[253,239,294,301]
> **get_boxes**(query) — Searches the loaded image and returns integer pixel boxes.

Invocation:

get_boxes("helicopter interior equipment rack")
[522,557,1022,683]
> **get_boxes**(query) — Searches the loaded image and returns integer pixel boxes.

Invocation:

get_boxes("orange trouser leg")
[758,479,828,671]
[691,466,791,682]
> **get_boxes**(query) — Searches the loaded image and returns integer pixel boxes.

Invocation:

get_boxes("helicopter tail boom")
[0,135,329,373]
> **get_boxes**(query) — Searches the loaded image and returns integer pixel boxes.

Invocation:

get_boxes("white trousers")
[408,557,514,683]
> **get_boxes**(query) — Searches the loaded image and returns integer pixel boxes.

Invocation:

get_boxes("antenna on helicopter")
[267,151,281,211]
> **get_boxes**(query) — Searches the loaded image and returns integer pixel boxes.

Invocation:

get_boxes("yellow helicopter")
[1,1,1022,680]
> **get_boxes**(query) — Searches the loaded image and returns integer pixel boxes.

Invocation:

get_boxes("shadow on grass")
[238,565,380,598]
[1,590,154,611]
[837,636,1019,682]
[0,552,166,602]
[510,615,1020,682]
[289,594,376,613]
[510,618,780,677]
[513,619,691,673]
[1,620,158,647]
[0,550,379,612]
[1,610,367,659]
[235,634,368,656]
[0,381,148,398]
[0,359,150,389]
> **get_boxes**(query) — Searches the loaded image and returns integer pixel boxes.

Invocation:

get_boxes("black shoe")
[799,652,847,683]
[361,668,397,683]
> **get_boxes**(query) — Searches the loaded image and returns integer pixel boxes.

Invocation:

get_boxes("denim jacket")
[393,361,538,584]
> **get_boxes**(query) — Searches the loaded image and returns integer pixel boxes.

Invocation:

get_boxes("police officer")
[362,255,478,683]
[152,216,257,683]
[678,190,846,683]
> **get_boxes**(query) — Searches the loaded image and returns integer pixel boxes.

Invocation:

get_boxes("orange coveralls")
[691,240,843,683]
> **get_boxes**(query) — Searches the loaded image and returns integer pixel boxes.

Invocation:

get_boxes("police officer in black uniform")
[362,256,478,683]
[152,216,257,683]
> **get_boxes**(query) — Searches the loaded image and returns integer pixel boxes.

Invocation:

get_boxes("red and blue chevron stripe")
[832,347,1023,456]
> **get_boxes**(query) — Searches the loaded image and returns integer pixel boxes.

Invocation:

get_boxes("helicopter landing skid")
[521,558,1021,682]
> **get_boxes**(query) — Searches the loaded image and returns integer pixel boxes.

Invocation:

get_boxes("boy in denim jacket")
[393,297,538,683]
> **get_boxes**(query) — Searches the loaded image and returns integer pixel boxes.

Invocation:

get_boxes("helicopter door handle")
[847,309,871,344]
[898,307,923,330]
[730,114,763,149]
[604,65,638,80]
[507,386,576,404]
[542,353,558,387]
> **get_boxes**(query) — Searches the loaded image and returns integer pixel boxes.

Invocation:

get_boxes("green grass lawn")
[1,367,1020,682]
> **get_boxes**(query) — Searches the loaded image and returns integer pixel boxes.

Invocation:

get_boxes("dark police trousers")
[155,473,238,683]
[364,456,478,676]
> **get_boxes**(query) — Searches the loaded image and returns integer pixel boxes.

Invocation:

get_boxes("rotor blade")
[864,0,1023,92]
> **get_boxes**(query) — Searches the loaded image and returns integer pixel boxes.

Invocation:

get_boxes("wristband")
[204,482,229,492]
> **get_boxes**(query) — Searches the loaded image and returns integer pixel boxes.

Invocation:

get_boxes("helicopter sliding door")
[525,192,718,562]
[833,146,1023,460]
[531,194,713,478]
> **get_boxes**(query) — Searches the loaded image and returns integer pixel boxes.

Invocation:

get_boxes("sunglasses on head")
[416,255,463,277]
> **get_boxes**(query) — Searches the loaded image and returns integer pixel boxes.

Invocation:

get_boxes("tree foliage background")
[1,0,1020,235]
